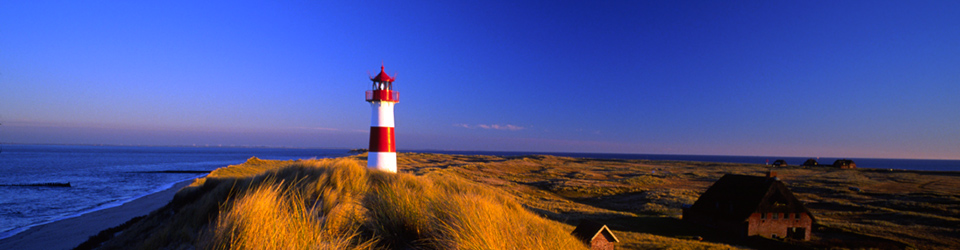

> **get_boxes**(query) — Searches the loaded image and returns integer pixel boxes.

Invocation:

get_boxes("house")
[802,159,818,167]
[571,220,619,250]
[771,159,787,167]
[683,172,814,240]
[832,159,856,169]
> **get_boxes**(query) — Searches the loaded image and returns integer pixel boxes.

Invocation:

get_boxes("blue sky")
[1,1,958,159]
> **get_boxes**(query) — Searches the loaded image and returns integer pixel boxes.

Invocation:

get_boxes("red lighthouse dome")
[366,65,398,103]
[371,65,395,83]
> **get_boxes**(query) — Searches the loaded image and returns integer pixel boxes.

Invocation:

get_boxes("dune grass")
[380,153,960,249]
[97,157,585,249]
[89,152,960,249]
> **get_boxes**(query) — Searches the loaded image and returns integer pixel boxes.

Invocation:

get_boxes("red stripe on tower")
[365,65,398,172]
[368,127,395,152]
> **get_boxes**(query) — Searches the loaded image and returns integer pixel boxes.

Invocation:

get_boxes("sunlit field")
[91,157,584,249]
[85,153,960,249]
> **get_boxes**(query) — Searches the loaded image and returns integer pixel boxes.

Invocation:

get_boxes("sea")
[0,144,354,240]
[1,144,958,240]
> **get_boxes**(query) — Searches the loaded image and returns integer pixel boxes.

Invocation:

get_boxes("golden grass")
[98,157,586,249]
[363,153,960,249]
[93,152,960,249]
[203,181,370,250]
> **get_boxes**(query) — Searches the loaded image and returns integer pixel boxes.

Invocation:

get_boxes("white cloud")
[294,127,367,133]
[453,123,524,131]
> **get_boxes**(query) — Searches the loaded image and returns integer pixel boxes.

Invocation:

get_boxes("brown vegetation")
[88,153,960,249]
[373,153,960,250]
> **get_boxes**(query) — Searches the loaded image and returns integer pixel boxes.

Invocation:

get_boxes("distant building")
[802,159,818,167]
[571,220,619,250]
[832,159,856,169]
[771,159,787,167]
[683,172,814,240]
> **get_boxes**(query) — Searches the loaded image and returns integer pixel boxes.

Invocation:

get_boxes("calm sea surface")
[1,145,957,240]
[0,144,352,240]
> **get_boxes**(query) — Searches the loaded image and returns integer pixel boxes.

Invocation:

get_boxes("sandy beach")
[0,180,193,250]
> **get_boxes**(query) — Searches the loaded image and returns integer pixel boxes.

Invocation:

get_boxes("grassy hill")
[89,157,587,249]
[84,153,960,249]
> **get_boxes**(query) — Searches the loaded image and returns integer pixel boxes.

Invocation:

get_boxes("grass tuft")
[99,157,585,249]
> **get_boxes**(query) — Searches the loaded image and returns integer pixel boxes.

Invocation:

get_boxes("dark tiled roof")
[687,174,811,222]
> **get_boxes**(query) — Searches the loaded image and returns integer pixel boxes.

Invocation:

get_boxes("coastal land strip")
[0,180,193,250]
[8,152,960,249]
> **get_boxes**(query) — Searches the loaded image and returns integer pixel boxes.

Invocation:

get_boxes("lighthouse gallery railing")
[366,90,399,102]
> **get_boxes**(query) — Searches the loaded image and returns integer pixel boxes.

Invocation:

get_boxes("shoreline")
[0,179,195,250]
[0,175,204,240]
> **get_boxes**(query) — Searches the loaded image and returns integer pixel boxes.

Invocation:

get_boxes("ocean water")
[0,144,352,240]
[1,145,957,240]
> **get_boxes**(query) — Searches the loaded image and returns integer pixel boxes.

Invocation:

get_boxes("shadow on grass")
[534,210,815,250]
[606,216,817,250]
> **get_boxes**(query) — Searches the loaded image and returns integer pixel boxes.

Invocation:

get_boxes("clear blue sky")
[2,1,958,159]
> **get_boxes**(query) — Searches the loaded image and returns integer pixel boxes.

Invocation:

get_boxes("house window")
[773,213,779,219]
[795,213,801,219]
[760,213,766,219]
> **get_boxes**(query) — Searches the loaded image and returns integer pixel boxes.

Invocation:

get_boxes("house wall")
[746,212,812,240]
[590,234,615,250]
[682,210,749,238]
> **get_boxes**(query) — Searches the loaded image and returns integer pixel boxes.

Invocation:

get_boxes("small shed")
[832,159,856,169]
[802,159,818,167]
[572,220,619,250]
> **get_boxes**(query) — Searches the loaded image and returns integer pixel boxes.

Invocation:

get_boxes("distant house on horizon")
[571,220,619,250]
[802,158,819,167]
[772,159,787,167]
[683,172,814,240]
[832,159,856,169]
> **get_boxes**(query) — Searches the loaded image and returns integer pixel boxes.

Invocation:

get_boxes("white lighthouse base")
[367,152,397,173]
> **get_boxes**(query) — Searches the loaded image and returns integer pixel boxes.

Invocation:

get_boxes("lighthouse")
[366,65,399,172]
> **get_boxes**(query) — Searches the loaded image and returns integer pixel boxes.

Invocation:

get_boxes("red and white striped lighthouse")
[365,65,399,172]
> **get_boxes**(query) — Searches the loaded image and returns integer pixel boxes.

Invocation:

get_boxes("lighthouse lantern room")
[366,65,399,172]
